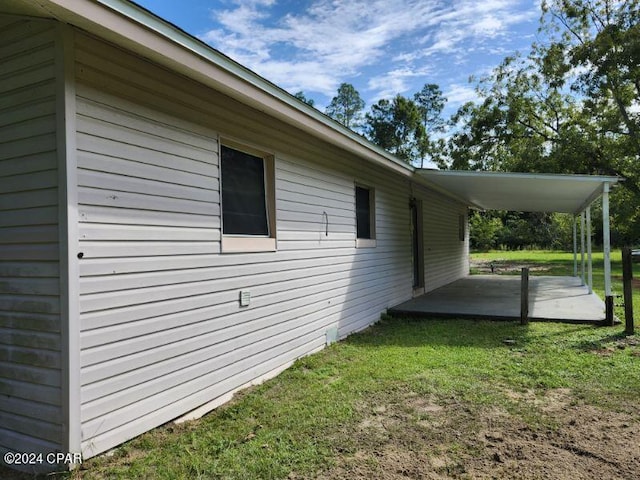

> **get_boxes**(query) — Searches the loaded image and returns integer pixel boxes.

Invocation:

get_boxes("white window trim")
[220,138,277,253]
[356,238,377,248]
[222,236,276,253]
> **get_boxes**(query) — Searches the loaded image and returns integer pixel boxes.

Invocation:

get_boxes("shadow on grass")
[346,316,532,350]
[570,331,634,352]
[347,316,631,356]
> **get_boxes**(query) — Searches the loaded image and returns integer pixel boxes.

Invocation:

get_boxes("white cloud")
[202,0,442,96]
[255,60,338,95]
[200,0,539,102]
[445,83,480,107]
[367,66,434,101]
[418,0,539,59]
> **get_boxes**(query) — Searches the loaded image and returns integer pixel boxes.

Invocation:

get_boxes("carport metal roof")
[416,170,619,214]
[415,169,621,322]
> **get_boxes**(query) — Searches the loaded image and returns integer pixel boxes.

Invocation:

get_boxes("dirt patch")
[3,391,638,480]
[580,336,640,357]
[470,258,554,275]
[317,389,640,480]
[470,403,639,480]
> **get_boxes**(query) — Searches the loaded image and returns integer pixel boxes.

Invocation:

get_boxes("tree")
[414,84,447,167]
[469,212,503,251]
[447,99,511,171]
[469,210,573,251]
[447,0,640,245]
[294,91,315,107]
[541,0,640,151]
[539,0,640,243]
[447,52,586,173]
[325,83,365,129]
[365,95,426,164]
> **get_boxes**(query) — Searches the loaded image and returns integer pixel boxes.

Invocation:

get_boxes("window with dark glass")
[221,145,269,236]
[356,185,372,239]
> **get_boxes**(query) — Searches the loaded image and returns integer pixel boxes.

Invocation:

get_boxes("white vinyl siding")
[74,32,415,458]
[0,17,63,460]
[422,189,469,291]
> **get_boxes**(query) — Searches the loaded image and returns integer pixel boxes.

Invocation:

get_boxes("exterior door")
[410,198,424,291]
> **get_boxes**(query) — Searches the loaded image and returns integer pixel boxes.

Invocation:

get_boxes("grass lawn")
[4,251,639,479]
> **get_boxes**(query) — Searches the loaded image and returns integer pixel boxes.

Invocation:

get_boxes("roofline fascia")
[415,169,622,214]
[35,0,414,177]
[574,180,619,215]
[418,169,620,184]
[410,174,484,210]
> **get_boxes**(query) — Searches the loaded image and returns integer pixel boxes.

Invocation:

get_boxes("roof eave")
[13,0,413,177]
[415,169,621,214]
[411,173,484,210]
[574,180,619,215]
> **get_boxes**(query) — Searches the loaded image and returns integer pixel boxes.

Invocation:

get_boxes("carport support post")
[580,212,586,286]
[573,216,578,277]
[586,206,593,294]
[603,183,614,325]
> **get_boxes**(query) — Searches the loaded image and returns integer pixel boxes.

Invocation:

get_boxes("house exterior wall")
[73,31,429,458]
[422,189,469,292]
[0,17,64,462]
[0,16,470,466]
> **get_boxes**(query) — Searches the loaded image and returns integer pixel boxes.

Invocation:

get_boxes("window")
[459,213,466,242]
[220,143,276,252]
[355,185,376,248]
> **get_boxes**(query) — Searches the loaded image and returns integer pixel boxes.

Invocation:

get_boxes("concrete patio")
[389,275,606,323]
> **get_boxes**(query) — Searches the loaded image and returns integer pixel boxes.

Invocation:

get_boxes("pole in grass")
[521,267,529,325]
[622,247,634,335]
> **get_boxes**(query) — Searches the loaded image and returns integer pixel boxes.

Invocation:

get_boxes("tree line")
[297,83,446,168]
[296,0,639,248]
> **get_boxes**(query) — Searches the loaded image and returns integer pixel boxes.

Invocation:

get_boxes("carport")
[396,171,620,323]
[389,275,606,322]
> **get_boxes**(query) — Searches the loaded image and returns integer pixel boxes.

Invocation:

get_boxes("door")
[410,198,424,291]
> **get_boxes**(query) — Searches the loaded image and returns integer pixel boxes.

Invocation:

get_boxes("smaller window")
[355,185,376,248]
[458,213,466,242]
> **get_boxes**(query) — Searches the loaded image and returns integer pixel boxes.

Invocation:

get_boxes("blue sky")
[135,0,542,117]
